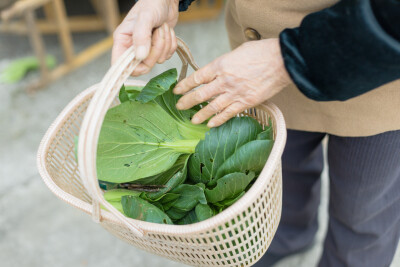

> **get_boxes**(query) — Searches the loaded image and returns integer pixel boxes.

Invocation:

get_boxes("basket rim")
[37,79,286,236]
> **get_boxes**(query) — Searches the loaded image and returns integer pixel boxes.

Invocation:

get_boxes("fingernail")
[208,121,215,128]
[136,46,147,60]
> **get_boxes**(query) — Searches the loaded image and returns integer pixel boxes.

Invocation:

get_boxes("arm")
[280,0,400,101]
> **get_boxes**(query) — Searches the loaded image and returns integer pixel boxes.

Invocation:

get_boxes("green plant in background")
[77,68,274,225]
[0,55,56,84]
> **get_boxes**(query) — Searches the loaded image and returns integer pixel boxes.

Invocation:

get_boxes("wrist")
[264,38,293,87]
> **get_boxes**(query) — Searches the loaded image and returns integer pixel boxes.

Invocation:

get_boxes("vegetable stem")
[177,122,209,140]
[160,139,200,153]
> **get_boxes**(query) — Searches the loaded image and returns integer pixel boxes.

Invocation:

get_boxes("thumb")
[132,17,154,60]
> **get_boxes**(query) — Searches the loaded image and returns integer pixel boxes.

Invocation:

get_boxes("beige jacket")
[225,0,400,137]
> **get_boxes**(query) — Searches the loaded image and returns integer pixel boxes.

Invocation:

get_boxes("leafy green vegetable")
[85,68,276,226]
[97,101,205,183]
[188,117,263,185]
[136,69,177,103]
[125,85,144,93]
[118,85,130,103]
[134,154,189,186]
[119,84,143,103]
[144,155,189,199]
[166,207,188,220]
[213,191,246,209]
[153,85,209,140]
[104,189,141,202]
[214,140,274,181]
[0,55,56,84]
[97,69,209,184]
[102,189,141,213]
[177,209,198,225]
[122,195,173,224]
[195,203,214,221]
[169,184,207,212]
[256,126,273,140]
[205,172,255,203]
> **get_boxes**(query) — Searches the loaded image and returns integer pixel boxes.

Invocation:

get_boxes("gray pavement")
[0,13,399,267]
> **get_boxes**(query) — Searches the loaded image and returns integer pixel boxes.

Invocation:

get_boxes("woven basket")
[37,38,287,267]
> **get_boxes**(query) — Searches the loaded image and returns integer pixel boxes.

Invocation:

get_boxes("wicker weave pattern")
[37,39,286,267]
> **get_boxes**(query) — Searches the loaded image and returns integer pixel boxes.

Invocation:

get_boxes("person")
[112,0,400,266]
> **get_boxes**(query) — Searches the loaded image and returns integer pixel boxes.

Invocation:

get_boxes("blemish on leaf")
[200,163,205,174]
[124,163,130,167]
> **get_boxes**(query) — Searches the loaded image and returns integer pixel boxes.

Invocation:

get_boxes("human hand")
[112,0,179,76]
[173,38,293,127]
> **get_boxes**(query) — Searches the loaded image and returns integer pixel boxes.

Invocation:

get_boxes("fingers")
[176,80,222,110]
[131,26,166,76]
[111,19,136,64]
[207,102,246,128]
[168,28,178,60]
[112,12,153,63]
[174,62,218,95]
[131,15,153,60]
[191,94,233,124]
[158,23,171,64]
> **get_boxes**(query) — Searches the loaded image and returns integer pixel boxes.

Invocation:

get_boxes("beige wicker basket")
[37,38,286,267]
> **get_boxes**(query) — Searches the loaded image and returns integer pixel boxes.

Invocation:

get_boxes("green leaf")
[154,86,209,140]
[125,85,144,93]
[122,195,173,224]
[161,198,179,211]
[256,125,273,140]
[102,189,141,214]
[177,209,198,225]
[143,155,189,199]
[215,140,274,180]
[205,172,255,203]
[119,85,143,102]
[213,191,245,209]
[118,85,129,103]
[195,203,214,222]
[166,207,188,220]
[104,189,141,202]
[136,68,178,103]
[0,55,56,84]
[97,101,201,183]
[188,117,263,185]
[169,184,207,212]
[105,200,124,213]
[159,193,180,203]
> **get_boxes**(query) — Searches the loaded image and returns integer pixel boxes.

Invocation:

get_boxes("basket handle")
[78,38,199,237]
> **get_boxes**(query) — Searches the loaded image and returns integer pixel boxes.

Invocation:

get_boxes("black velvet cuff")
[133,0,195,12]
[179,0,195,11]
[279,0,400,101]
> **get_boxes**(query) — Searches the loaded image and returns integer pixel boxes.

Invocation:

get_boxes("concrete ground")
[0,13,399,267]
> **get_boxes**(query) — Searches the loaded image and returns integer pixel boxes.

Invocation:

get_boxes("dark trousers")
[258,130,400,267]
